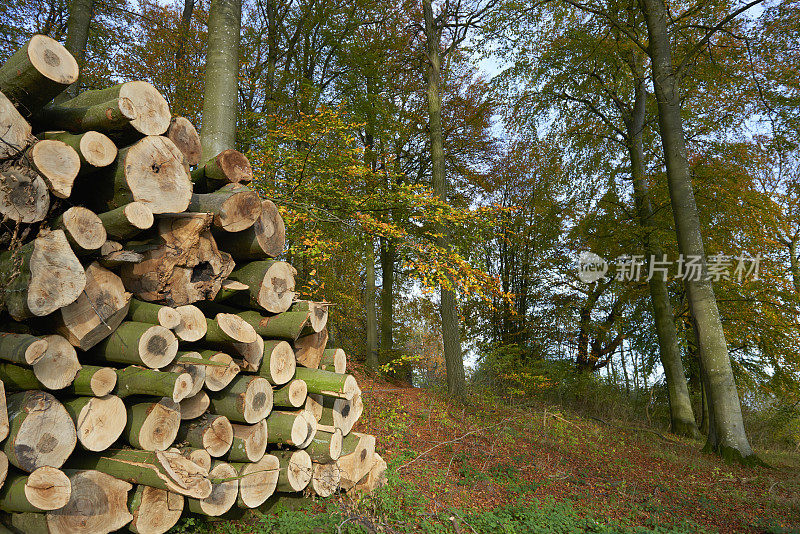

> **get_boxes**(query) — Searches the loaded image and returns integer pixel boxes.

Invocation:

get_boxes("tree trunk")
[640,0,756,463]
[0,90,33,158]
[61,395,126,452]
[31,334,81,390]
[89,321,178,369]
[264,411,309,447]
[319,348,346,374]
[200,0,242,161]
[294,328,328,369]
[625,75,699,438]
[423,0,464,397]
[176,414,234,458]
[3,391,77,472]
[97,203,154,240]
[55,262,131,351]
[201,351,240,391]
[0,229,86,320]
[46,469,133,534]
[180,391,210,420]
[293,368,358,400]
[317,394,362,436]
[0,333,48,365]
[174,304,208,341]
[114,366,193,402]
[127,485,183,534]
[188,187,262,233]
[0,165,49,224]
[305,429,342,463]
[223,260,296,313]
[0,35,78,116]
[187,461,237,516]
[173,0,196,116]
[207,375,272,423]
[69,449,211,499]
[55,206,106,253]
[272,379,307,408]
[226,420,267,463]
[256,340,296,386]
[40,130,117,169]
[166,117,201,167]
[62,0,94,99]
[122,398,180,451]
[127,299,180,329]
[379,238,395,369]
[231,453,278,508]
[309,462,340,497]
[272,450,311,493]
[0,466,71,511]
[88,136,192,214]
[214,200,285,259]
[23,140,80,198]
[365,241,379,371]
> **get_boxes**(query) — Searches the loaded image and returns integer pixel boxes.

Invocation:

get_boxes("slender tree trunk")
[626,75,699,438]
[379,238,395,365]
[173,0,195,114]
[365,242,379,370]
[62,0,93,100]
[201,0,242,161]
[423,0,465,399]
[788,237,800,295]
[620,338,630,396]
[640,0,756,462]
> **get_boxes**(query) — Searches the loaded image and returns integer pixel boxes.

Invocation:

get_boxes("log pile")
[0,35,386,534]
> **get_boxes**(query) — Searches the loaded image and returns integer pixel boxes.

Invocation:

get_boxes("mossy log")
[214,199,285,259]
[97,202,154,240]
[272,379,307,409]
[114,366,193,402]
[122,398,180,451]
[0,466,71,511]
[40,130,117,169]
[0,363,115,397]
[208,375,271,424]
[317,393,363,436]
[0,333,48,366]
[265,411,309,448]
[225,420,267,463]
[293,367,359,400]
[319,348,346,374]
[175,414,233,458]
[221,260,296,314]
[127,299,181,329]
[89,321,178,369]
[305,429,343,464]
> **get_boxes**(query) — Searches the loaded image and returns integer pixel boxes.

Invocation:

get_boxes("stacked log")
[0,35,384,533]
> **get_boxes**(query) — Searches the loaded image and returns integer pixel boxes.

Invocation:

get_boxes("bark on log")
[0,35,78,116]
[201,352,240,392]
[353,453,387,494]
[0,451,8,496]
[87,136,191,214]
[173,305,207,342]
[221,260,296,313]
[55,261,130,351]
[225,420,266,463]
[23,140,80,198]
[204,313,258,344]
[175,414,233,458]
[114,366,193,402]
[0,90,32,159]
[54,206,106,253]
[297,410,318,449]
[0,229,85,320]
[0,165,49,223]
[165,117,201,167]
[265,411,309,448]
[0,466,71,511]
[220,309,310,342]
[127,299,180,329]
[0,333,48,365]
[127,485,183,534]
[46,469,132,534]
[97,203,153,240]
[40,130,117,169]
[165,352,205,397]
[186,461,237,516]
[122,398,180,451]
[231,334,264,373]
[41,81,170,137]
[291,301,329,333]
[98,248,144,269]
[62,395,126,452]
[31,335,81,390]
[120,214,235,306]
[294,328,328,369]
[208,375,271,424]
[258,340,295,386]
[305,429,343,464]
[0,363,115,397]
[273,450,312,493]
[310,461,340,498]
[177,448,211,473]
[337,433,376,491]
[214,199,285,259]
[272,379,307,409]
[89,322,178,369]
[317,393,362,436]
[3,391,77,471]
[179,391,210,420]
[190,150,252,192]
[68,449,211,499]
[319,348,346,374]
[293,368,358,400]
[187,187,261,233]
[231,453,278,508]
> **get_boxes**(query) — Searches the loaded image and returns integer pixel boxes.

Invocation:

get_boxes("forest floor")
[201,365,800,534]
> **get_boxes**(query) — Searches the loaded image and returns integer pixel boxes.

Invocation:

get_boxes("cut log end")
[215,313,258,343]
[89,367,117,396]
[80,130,118,167]
[25,229,87,318]
[134,398,181,451]
[174,305,207,342]
[123,135,192,213]
[229,421,267,463]
[189,461,237,516]
[0,166,49,224]
[28,34,79,85]
[180,391,210,420]
[32,334,81,390]
[166,117,201,166]
[125,201,155,230]
[257,261,296,313]
[311,462,340,498]
[28,140,80,198]
[203,352,240,392]
[285,450,313,492]
[203,416,234,458]
[73,395,127,452]
[129,485,184,534]
[137,325,179,369]
[25,466,72,511]
[172,372,194,403]
[120,81,171,136]
[236,454,279,508]
[49,469,133,534]
[60,206,107,252]
[243,377,273,423]
[267,341,296,385]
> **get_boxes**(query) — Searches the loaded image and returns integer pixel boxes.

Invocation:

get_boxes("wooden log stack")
[0,35,385,534]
